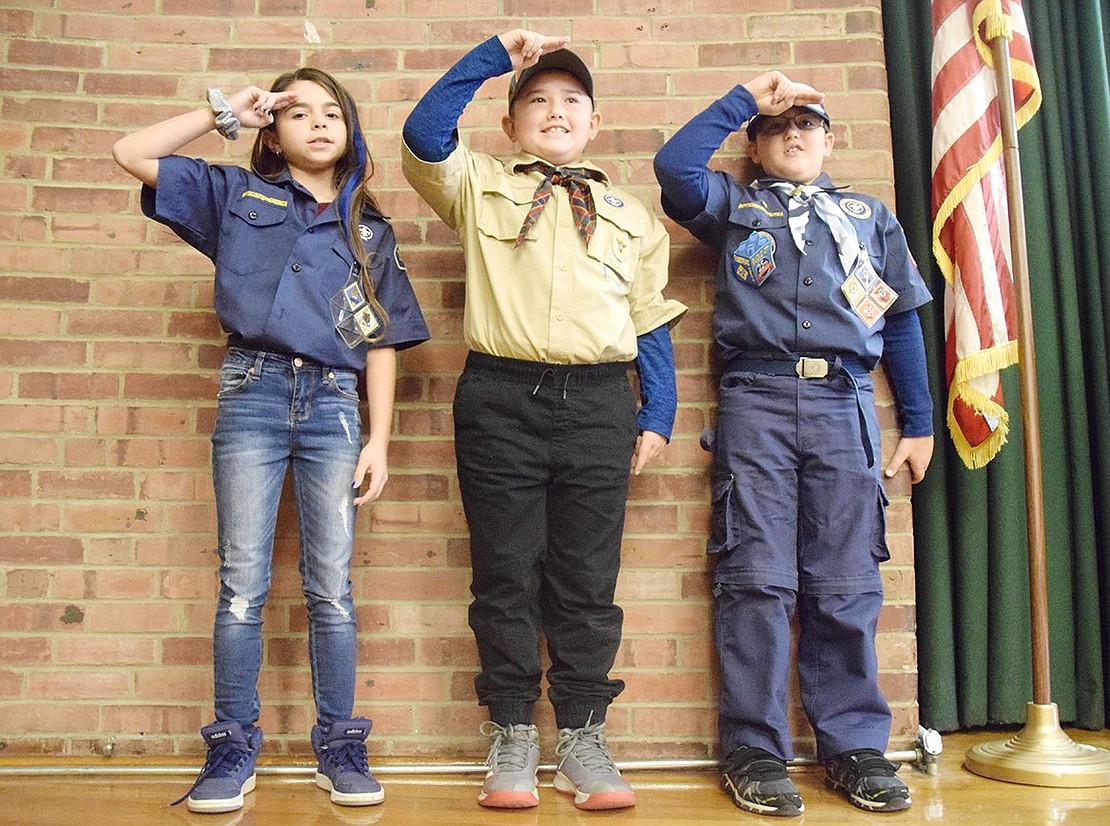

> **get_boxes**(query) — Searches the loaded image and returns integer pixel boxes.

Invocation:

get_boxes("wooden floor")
[2,730,1109,824]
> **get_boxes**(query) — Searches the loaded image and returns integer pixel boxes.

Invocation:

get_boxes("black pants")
[453,352,638,729]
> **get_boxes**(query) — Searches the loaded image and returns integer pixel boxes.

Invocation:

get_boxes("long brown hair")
[250,67,390,342]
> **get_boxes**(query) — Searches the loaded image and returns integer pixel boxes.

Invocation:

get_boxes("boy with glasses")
[654,72,934,816]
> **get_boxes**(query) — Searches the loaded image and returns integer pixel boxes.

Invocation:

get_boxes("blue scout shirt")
[678,172,930,371]
[142,156,429,370]
[654,84,934,436]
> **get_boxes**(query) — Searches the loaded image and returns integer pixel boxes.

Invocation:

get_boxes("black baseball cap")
[508,49,594,108]
[745,103,830,140]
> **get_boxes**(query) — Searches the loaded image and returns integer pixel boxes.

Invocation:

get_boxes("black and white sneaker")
[720,746,804,817]
[824,748,911,812]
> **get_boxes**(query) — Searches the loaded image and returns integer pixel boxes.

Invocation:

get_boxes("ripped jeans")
[210,348,362,730]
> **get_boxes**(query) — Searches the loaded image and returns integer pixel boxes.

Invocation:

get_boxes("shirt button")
[291,263,302,272]
[293,357,304,367]
[805,239,814,246]
[803,277,814,286]
[802,320,812,329]
[752,219,762,227]
[248,211,258,220]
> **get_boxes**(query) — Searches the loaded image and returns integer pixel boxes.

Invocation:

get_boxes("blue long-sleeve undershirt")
[402,36,510,163]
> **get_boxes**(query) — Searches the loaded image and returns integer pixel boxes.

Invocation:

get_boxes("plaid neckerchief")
[514,161,601,249]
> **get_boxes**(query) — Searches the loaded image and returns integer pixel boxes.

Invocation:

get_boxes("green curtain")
[881,0,1110,731]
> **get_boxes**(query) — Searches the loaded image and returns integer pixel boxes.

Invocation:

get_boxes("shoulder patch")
[838,198,873,220]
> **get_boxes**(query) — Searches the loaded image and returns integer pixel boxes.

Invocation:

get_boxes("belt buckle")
[795,357,829,379]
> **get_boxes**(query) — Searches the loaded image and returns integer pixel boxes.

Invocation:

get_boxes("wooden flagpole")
[962,5,1110,786]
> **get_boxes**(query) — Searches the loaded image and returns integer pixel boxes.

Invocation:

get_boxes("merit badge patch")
[838,198,873,220]
[732,230,777,286]
[841,255,897,327]
[603,193,624,208]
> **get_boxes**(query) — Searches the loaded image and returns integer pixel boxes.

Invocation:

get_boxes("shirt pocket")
[475,177,533,243]
[587,195,646,291]
[221,195,291,275]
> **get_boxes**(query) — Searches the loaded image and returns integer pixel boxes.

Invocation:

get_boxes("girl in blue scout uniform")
[113,68,429,815]
[654,73,934,817]
[402,29,685,812]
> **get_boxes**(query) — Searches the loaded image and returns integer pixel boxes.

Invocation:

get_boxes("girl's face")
[268,80,349,176]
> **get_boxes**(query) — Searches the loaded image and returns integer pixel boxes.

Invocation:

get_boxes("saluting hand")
[225,86,299,130]
[743,71,824,117]
[498,28,571,72]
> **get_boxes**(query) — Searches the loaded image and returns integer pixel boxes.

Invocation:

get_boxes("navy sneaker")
[312,718,385,806]
[172,721,263,813]
[824,748,911,812]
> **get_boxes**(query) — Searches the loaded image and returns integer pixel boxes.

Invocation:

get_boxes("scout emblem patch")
[330,261,382,347]
[732,230,776,286]
[838,198,873,220]
[841,254,898,327]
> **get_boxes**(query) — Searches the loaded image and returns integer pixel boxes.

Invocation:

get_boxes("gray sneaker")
[553,719,635,810]
[477,722,540,808]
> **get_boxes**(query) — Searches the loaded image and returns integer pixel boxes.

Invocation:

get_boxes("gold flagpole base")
[964,702,1110,787]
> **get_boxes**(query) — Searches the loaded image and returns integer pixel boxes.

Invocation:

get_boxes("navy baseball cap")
[508,49,594,108]
[745,102,830,140]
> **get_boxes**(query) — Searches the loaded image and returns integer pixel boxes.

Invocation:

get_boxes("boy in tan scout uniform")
[402,29,685,812]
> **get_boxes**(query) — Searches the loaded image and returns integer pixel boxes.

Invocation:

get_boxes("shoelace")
[555,720,616,772]
[170,741,250,806]
[480,722,536,772]
[321,739,370,775]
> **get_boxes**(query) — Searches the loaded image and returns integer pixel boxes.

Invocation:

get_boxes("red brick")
[26,670,132,697]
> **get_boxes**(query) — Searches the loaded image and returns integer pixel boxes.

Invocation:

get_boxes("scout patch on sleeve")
[840,254,898,327]
[732,230,777,286]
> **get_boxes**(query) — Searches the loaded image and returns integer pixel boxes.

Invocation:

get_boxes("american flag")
[931,0,1042,468]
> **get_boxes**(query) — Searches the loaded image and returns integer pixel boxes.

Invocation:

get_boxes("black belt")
[725,355,871,379]
[723,355,876,468]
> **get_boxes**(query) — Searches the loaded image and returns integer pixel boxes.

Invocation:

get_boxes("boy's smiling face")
[747,106,834,184]
[502,69,601,167]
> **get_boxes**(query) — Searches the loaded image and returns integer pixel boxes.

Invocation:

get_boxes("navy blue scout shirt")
[654,85,933,436]
[142,156,430,370]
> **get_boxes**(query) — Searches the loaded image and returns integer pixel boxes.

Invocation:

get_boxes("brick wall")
[0,0,918,761]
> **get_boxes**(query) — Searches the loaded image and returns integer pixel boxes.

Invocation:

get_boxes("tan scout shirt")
[402,142,686,364]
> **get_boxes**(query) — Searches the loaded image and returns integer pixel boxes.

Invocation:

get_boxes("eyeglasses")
[754,113,828,137]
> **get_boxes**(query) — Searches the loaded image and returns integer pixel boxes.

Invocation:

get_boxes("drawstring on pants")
[530,368,572,400]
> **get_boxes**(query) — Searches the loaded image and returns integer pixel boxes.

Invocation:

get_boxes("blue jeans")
[210,348,362,730]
